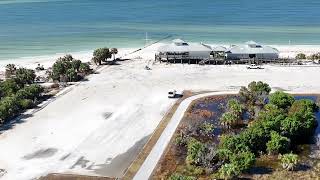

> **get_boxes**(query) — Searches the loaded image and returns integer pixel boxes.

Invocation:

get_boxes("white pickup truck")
[247,64,263,69]
[168,90,183,98]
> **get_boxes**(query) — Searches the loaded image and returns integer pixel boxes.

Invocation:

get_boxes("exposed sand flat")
[0,44,320,179]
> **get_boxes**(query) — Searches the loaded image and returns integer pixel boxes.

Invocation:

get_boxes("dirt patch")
[0,169,6,178]
[102,112,112,120]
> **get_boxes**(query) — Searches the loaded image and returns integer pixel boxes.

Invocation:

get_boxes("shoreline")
[1,58,320,179]
[0,43,319,71]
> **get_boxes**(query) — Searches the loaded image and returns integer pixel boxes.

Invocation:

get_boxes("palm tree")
[218,163,239,180]
[5,64,17,79]
[220,112,238,129]
[110,48,118,61]
[279,153,298,171]
[228,99,243,118]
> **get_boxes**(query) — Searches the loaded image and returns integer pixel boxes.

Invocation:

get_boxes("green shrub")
[71,59,82,71]
[79,63,91,74]
[280,116,301,137]
[281,99,317,139]
[51,57,72,81]
[219,135,250,154]
[0,79,20,97]
[18,99,34,110]
[239,81,271,105]
[175,133,188,146]
[279,153,299,171]
[0,96,20,122]
[92,48,112,65]
[228,99,243,117]
[269,91,295,110]
[266,131,290,155]
[66,68,78,82]
[218,163,240,180]
[239,123,270,153]
[186,138,206,165]
[16,84,44,101]
[296,53,306,60]
[230,151,256,172]
[308,53,320,60]
[184,164,204,176]
[169,173,195,180]
[199,122,214,136]
[51,55,87,82]
[5,64,16,79]
[217,148,233,161]
[220,112,238,128]
[15,68,36,85]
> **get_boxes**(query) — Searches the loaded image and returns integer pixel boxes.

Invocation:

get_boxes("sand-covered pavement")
[0,44,320,179]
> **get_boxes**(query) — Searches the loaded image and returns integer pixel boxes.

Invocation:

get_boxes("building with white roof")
[212,46,227,52]
[156,39,212,61]
[225,41,279,60]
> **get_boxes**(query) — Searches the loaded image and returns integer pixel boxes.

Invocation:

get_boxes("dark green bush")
[266,131,290,155]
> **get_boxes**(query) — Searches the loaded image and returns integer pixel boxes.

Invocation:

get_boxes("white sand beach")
[0,43,320,179]
[0,43,319,71]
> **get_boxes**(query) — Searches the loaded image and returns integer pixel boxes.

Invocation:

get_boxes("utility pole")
[145,32,151,46]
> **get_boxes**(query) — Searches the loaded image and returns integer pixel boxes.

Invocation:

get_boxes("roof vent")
[173,39,188,46]
[246,41,261,48]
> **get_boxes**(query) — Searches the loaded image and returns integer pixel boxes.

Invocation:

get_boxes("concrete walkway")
[133,91,237,180]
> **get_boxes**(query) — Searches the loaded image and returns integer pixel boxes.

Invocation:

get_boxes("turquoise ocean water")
[0,0,320,60]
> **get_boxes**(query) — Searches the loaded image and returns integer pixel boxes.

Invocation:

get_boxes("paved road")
[133,91,237,180]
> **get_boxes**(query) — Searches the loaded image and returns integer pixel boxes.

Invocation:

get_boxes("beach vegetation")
[0,96,20,122]
[5,64,17,79]
[155,81,319,179]
[279,153,299,171]
[220,99,243,128]
[239,81,271,118]
[5,65,36,86]
[110,48,118,60]
[269,91,295,110]
[186,138,206,165]
[0,64,45,124]
[79,63,91,74]
[15,68,36,85]
[71,59,82,72]
[220,112,238,129]
[266,131,290,155]
[230,150,255,172]
[51,55,91,82]
[218,163,240,180]
[169,173,196,180]
[295,53,306,59]
[199,122,214,136]
[308,52,320,60]
[0,79,20,97]
[92,48,112,65]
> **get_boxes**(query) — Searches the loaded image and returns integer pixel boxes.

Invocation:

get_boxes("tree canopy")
[93,48,112,65]
[269,91,295,110]
[51,55,91,82]
[295,53,306,60]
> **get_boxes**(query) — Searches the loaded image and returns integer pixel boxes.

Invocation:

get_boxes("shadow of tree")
[247,166,273,175]
[0,114,33,134]
[295,163,312,172]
